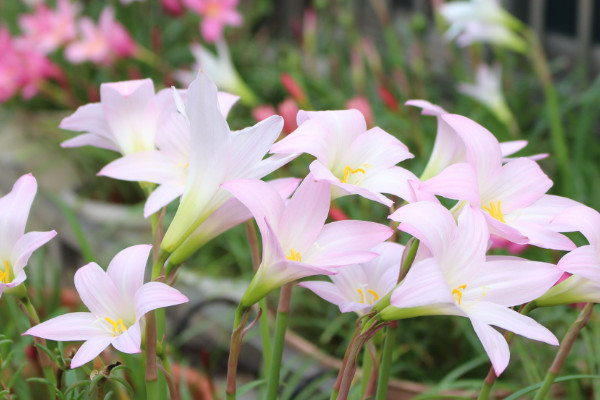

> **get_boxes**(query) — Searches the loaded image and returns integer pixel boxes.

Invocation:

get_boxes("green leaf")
[504,374,600,400]
[236,380,267,397]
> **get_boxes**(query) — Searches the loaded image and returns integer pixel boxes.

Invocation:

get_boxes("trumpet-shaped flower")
[418,114,579,250]
[99,90,239,217]
[381,202,561,375]
[61,78,177,155]
[270,109,423,206]
[182,0,242,42]
[299,242,404,315]
[222,175,393,307]
[0,174,57,297]
[24,245,188,368]
[160,72,295,253]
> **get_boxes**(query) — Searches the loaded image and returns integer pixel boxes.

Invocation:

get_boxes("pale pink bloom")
[64,7,136,65]
[345,96,374,128]
[98,90,239,217]
[16,0,80,54]
[183,0,242,42]
[407,100,545,180]
[418,114,579,250]
[168,177,301,265]
[300,242,404,315]
[0,175,57,297]
[271,109,424,206]
[159,72,296,253]
[24,245,188,368]
[383,202,561,375]
[61,79,177,155]
[223,175,394,306]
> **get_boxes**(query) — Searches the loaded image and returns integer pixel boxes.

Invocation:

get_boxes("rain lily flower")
[223,175,393,307]
[61,78,177,155]
[439,0,526,52]
[0,28,23,102]
[271,109,424,206]
[407,100,545,180]
[299,242,404,315]
[174,40,256,105]
[168,177,301,266]
[159,72,295,254]
[64,7,137,65]
[457,63,514,128]
[0,174,57,297]
[345,96,374,128]
[418,114,579,250]
[182,0,242,42]
[24,245,188,368]
[98,90,239,217]
[16,0,80,54]
[537,206,600,306]
[380,202,561,375]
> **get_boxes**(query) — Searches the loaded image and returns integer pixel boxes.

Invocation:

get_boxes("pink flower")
[0,175,57,297]
[382,202,561,375]
[0,28,26,102]
[489,235,528,255]
[253,99,298,135]
[65,7,136,65]
[346,96,374,128]
[162,0,186,16]
[222,175,393,306]
[16,0,80,54]
[183,0,242,42]
[24,245,188,368]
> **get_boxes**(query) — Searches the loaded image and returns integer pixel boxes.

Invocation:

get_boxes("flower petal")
[11,230,57,275]
[553,205,600,249]
[74,263,125,319]
[470,318,510,376]
[70,337,114,369]
[0,174,37,257]
[112,322,142,354]
[24,312,107,341]
[420,163,480,205]
[98,151,183,185]
[144,184,184,218]
[135,282,188,319]
[558,246,600,282]
[106,245,152,305]
[61,133,118,152]
[270,118,332,163]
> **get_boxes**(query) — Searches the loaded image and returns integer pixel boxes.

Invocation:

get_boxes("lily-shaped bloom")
[61,79,177,155]
[99,90,239,217]
[24,245,188,368]
[270,109,423,206]
[223,175,393,307]
[537,205,600,306]
[168,177,300,266]
[439,0,526,52]
[182,0,242,42]
[418,114,579,250]
[407,100,545,180]
[0,174,57,297]
[64,7,137,65]
[299,242,404,315]
[160,72,295,253]
[16,0,80,54]
[457,63,514,129]
[380,202,561,375]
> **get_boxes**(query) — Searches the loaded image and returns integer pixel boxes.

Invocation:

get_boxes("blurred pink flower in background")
[65,7,137,65]
[16,0,80,54]
[19,49,62,100]
[489,235,528,255]
[252,98,299,135]
[0,28,24,102]
[346,96,374,127]
[183,0,242,42]
[162,0,186,16]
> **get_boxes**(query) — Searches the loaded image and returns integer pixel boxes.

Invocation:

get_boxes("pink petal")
[444,206,488,280]
[24,312,107,341]
[144,184,184,218]
[61,133,118,152]
[11,230,57,274]
[98,151,183,185]
[361,167,438,203]
[71,337,114,368]
[297,109,367,146]
[217,91,239,117]
[345,127,412,169]
[470,319,510,376]
[508,220,575,251]
[499,140,528,157]
[111,322,141,354]
[519,195,581,232]
[106,245,152,305]
[74,263,125,319]
[59,103,113,144]
[405,99,448,115]
[485,214,529,244]
[134,282,188,319]
[298,281,349,310]
[270,118,332,163]
[0,174,37,258]
[553,205,600,249]
[155,112,190,160]
[558,246,600,282]
[420,163,480,205]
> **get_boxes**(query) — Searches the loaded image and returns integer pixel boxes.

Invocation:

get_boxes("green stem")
[360,343,373,398]
[534,303,594,400]
[478,302,537,400]
[374,322,397,400]
[265,283,293,400]
[226,305,251,400]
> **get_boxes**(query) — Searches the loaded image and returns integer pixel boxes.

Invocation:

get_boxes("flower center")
[482,201,506,223]
[0,261,11,284]
[340,166,366,184]
[452,284,467,305]
[356,287,380,305]
[105,317,128,336]
[286,249,301,262]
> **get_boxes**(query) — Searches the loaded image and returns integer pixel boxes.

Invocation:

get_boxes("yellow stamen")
[482,201,506,223]
[0,261,10,284]
[340,166,366,183]
[105,317,127,336]
[356,288,380,304]
[367,289,380,301]
[357,288,365,304]
[286,249,301,262]
[452,284,467,305]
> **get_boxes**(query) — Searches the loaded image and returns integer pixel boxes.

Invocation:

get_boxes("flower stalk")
[225,305,251,400]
